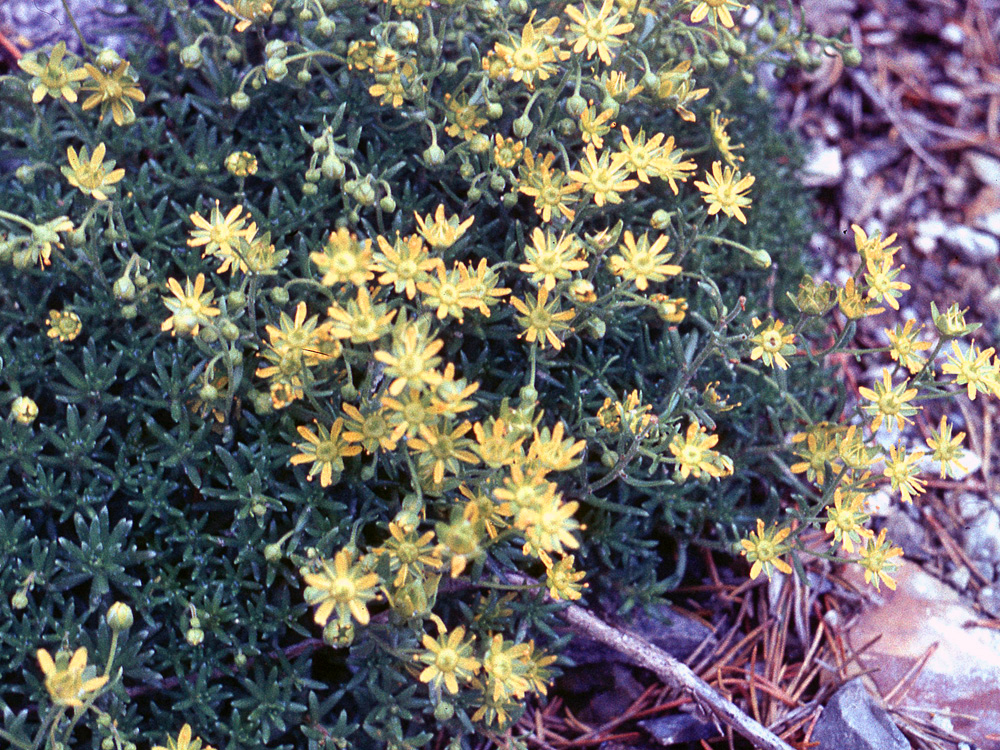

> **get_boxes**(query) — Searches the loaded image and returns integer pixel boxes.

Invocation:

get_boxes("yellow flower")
[417,263,478,322]
[648,294,687,323]
[654,61,709,122]
[81,60,146,126]
[290,418,362,487]
[24,215,74,268]
[544,554,587,601]
[386,0,430,18]
[520,228,588,290]
[373,233,440,299]
[886,319,931,374]
[749,317,796,370]
[17,41,88,103]
[302,549,380,626]
[693,161,755,224]
[616,127,696,188]
[509,285,576,350]
[883,445,926,504]
[152,724,215,750]
[456,258,511,316]
[518,149,582,222]
[493,135,525,169]
[823,488,873,554]
[669,422,725,480]
[375,522,440,587]
[567,144,639,207]
[709,109,744,166]
[224,150,258,177]
[341,402,400,454]
[519,493,583,561]
[310,228,375,287]
[46,310,82,342]
[374,319,446,395]
[214,0,273,31]
[864,257,909,311]
[409,418,479,485]
[689,0,746,29]
[160,273,221,337]
[381,388,435,439]
[37,647,108,708]
[941,341,999,401]
[858,528,904,591]
[416,616,480,694]
[413,205,474,250]
[578,104,616,149]
[473,418,526,468]
[527,421,586,472]
[739,519,793,580]
[608,230,680,291]
[851,223,898,266]
[61,143,126,201]
[858,369,920,432]
[491,12,569,90]
[480,634,532,702]
[837,276,884,319]
[187,202,250,258]
[443,93,488,140]
[564,0,634,64]
[926,415,966,479]
[326,286,397,343]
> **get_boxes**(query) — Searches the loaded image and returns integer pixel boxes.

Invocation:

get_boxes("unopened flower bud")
[15,165,34,184]
[231,91,251,110]
[265,58,288,81]
[186,627,204,646]
[316,16,335,36]
[264,543,282,562]
[512,115,533,138]
[11,396,38,425]
[486,102,502,119]
[841,46,862,67]
[96,49,122,68]
[270,287,290,304]
[459,163,476,180]
[434,702,455,721]
[352,181,376,206]
[199,384,219,402]
[265,40,288,59]
[227,290,246,307]
[199,326,219,343]
[469,133,490,154]
[302,182,319,196]
[320,153,345,180]
[297,69,312,83]
[395,21,419,45]
[179,44,202,68]
[379,196,396,212]
[121,304,138,320]
[106,602,134,631]
[114,275,136,301]
[11,591,28,609]
[225,47,242,63]
[423,144,446,167]
[501,192,518,208]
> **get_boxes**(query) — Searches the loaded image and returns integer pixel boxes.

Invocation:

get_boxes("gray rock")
[968,152,1000,188]
[0,0,131,52]
[886,509,930,560]
[974,210,1000,238]
[812,679,911,750]
[639,714,719,746]
[962,505,1000,566]
[978,586,1000,619]
[801,141,844,187]
[943,224,1000,263]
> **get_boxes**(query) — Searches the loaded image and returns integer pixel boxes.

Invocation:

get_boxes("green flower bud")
[842,46,862,67]
[434,702,455,721]
[113,276,136,302]
[601,96,620,117]
[519,384,538,403]
[312,136,328,153]
[179,44,202,68]
[501,192,518,208]
[340,383,358,400]
[793,44,810,67]
[297,69,312,83]
[121,304,138,320]
[512,115,533,138]
[651,209,671,230]
[96,49,121,68]
[489,174,505,191]
[272,9,287,23]
[270,287,290,304]
[508,0,527,12]
[741,70,755,85]
[67,227,87,247]
[323,620,355,647]
[106,602,134,631]
[728,37,747,56]
[601,450,619,468]
[228,348,243,366]
[583,318,606,338]
[231,91,251,110]
[321,153,345,180]
[102,737,115,750]
[691,53,708,71]
[423,144,446,167]
[135,274,149,287]
[225,47,242,63]
[12,248,34,270]
[265,58,288,81]
[469,133,490,154]
[360,464,375,481]
[302,182,319,196]
[709,49,730,69]
[97,715,112,729]
[186,628,204,646]
[264,543,282,562]
[199,326,219,343]
[11,591,28,609]
[486,101,502,119]
[565,93,588,116]
[299,8,314,20]
[15,165,34,184]
[640,71,660,91]
[395,21,419,45]
[199,384,219,402]
[234,652,248,667]
[478,0,499,18]
[459,162,476,180]
[557,118,576,137]
[227,290,246,307]
[352,181,376,205]
[251,391,273,414]
[467,186,482,202]
[316,16,335,36]
[755,20,775,42]
[265,40,288,59]
[379,196,396,212]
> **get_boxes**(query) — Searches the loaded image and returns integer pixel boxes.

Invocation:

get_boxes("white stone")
[932,84,964,106]
[915,217,948,239]
[941,22,965,45]
[973,210,1000,238]
[943,224,1000,262]
[801,141,844,187]
[968,152,1000,187]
